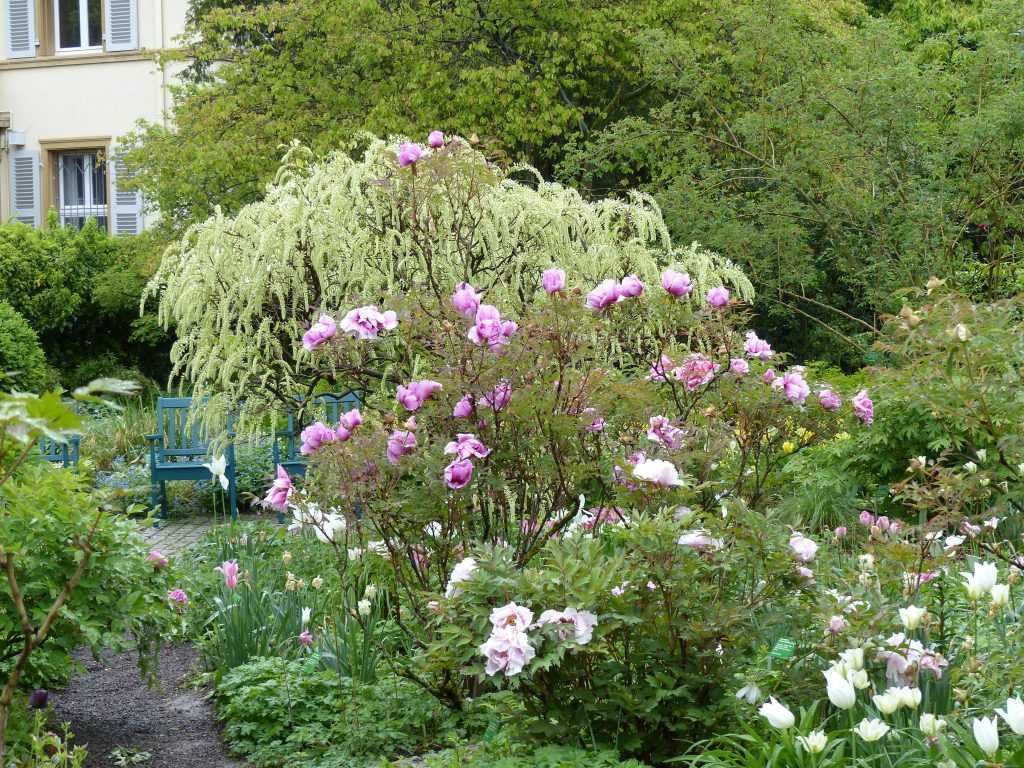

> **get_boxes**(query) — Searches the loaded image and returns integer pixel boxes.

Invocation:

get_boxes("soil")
[51,644,244,768]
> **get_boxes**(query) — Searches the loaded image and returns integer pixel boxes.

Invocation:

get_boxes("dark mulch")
[51,645,244,768]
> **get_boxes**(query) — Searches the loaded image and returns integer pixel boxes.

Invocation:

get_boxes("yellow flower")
[783,441,796,454]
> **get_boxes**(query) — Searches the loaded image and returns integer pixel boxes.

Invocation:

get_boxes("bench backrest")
[38,436,80,467]
[279,392,361,462]
[154,397,210,457]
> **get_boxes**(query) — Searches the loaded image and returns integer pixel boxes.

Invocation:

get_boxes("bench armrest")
[144,433,163,443]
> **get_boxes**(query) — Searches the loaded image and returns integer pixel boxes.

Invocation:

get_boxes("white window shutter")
[109,150,143,235]
[9,149,40,227]
[105,0,138,51]
[6,0,36,58]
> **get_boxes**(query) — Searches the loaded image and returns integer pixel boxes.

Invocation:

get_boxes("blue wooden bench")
[146,397,237,520]
[38,435,81,468]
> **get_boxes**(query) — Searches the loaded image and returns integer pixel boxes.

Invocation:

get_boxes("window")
[54,0,102,52]
[57,151,108,230]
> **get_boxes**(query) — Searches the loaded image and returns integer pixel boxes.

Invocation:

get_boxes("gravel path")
[51,645,244,768]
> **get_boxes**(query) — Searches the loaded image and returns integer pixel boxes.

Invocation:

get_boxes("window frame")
[56,150,108,229]
[52,0,102,54]
[39,138,112,234]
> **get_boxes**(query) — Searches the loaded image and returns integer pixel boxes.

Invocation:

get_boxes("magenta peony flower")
[482,380,512,411]
[661,269,693,297]
[444,433,491,460]
[762,368,776,383]
[263,465,293,511]
[743,331,773,360]
[339,305,398,339]
[707,286,730,308]
[853,389,874,424]
[819,388,842,412]
[386,429,417,465]
[397,142,424,167]
[300,421,337,455]
[646,415,684,450]
[336,409,363,441]
[584,414,605,433]
[444,458,474,489]
[451,282,481,318]
[673,353,719,391]
[729,358,749,375]
[586,279,622,310]
[774,370,810,405]
[647,354,674,382]
[147,550,169,569]
[397,380,443,412]
[467,304,518,352]
[859,510,876,526]
[542,268,566,294]
[427,130,445,148]
[298,630,314,647]
[167,588,189,606]
[302,314,337,351]
[452,394,474,418]
[619,274,645,298]
[216,560,240,590]
[834,526,848,538]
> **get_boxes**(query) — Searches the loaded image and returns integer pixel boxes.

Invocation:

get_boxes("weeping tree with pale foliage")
[145,134,751,423]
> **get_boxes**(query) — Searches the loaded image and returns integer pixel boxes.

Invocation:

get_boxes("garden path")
[52,644,244,768]
[139,519,214,554]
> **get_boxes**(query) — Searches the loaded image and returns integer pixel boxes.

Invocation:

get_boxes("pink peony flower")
[789,533,818,562]
[774,370,810,405]
[633,458,684,487]
[444,433,491,460]
[536,607,598,645]
[445,557,477,598]
[147,550,169,569]
[444,458,474,489]
[263,465,293,511]
[819,388,842,412]
[300,421,337,455]
[661,269,693,297]
[744,331,773,360]
[798,566,815,581]
[619,274,645,298]
[678,530,724,551]
[339,305,398,339]
[452,394,474,418]
[542,268,566,294]
[853,389,874,424]
[298,630,314,647]
[482,380,512,411]
[834,526,848,538]
[580,506,625,532]
[729,358,749,375]
[216,560,240,590]
[647,354,674,382]
[427,130,445,148]
[707,286,730,308]
[647,415,684,450]
[397,380,443,411]
[451,282,481,318]
[302,314,337,351]
[762,368,776,383]
[167,588,188,606]
[829,615,847,634]
[586,279,623,310]
[467,304,518,352]
[480,628,535,676]
[387,429,417,465]
[673,353,719,391]
[397,142,423,167]
[490,602,534,632]
[335,409,363,441]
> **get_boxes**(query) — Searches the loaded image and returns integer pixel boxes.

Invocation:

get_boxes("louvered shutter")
[105,0,138,51]
[109,150,143,235]
[6,0,36,58]
[9,149,40,227]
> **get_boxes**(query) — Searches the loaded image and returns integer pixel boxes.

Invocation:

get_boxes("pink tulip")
[451,282,481,318]
[542,268,566,294]
[428,130,445,148]
[707,286,730,308]
[302,314,337,351]
[263,465,293,511]
[216,560,240,590]
[444,458,474,489]
[398,142,423,167]
[661,269,692,297]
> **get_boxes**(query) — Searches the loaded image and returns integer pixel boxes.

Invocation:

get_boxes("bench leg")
[160,480,169,519]
[228,475,238,522]
[150,478,162,527]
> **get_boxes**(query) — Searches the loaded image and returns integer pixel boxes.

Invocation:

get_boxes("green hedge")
[0,303,48,392]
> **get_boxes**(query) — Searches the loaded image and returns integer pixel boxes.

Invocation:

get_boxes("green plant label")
[769,638,796,660]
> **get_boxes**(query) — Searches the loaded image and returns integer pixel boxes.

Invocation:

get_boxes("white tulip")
[847,669,870,690]
[357,598,371,617]
[872,691,901,715]
[823,669,856,710]
[973,716,1000,757]
[202,454,229,490]
[758,697,795,730]
[796,730,828,754]
[961,562,999,596]
[894,686,922,709]
[920,713,946,737]
[899,605,927,630]
[990,584,1010,609]
[854,718,890,742]
[839,647,865,671]
[301,607,311,626]
[997,697,1024,735]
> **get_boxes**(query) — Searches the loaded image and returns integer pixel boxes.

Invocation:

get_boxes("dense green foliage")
[0,304,48,392]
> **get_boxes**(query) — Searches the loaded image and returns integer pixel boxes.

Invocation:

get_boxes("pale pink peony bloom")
[744,331,773,360]
[427,130,445,148]
[829,615,847,634]
[386,429,417,465]
[586,279,623,310]
[397,380,443,411]
[729,358,749,375]
[302,314,337,351]
[263,465,293,511]
[647,354,674,382]
[298,630,314,647]
[452,394,474,418]
[762,368,776,383]
[619,274,645,297]
[398,142,423,167]
[451,282,481,318]
[443,458,474,489]
[490,602,534,632]
[480,628,536,676]
[335,409,363,441]
[661,269,693,297]
[468,304,518,352]
[580,507,626,532]
[853,389,874,424]
[678,530,724,551]
[147,550,169,569]
[798,566,815,581]
[774,370,810,405]
[216,560,240,590]
[339,305,398,339]
[482,380,512,411]
[647,415,684,450]
[673,353,719,391]
[834,526,848,538]
[536,607,598,644]
[542,268,566,294]
[707,286,730,308]
[445,557,477,598]
[789,533,818,563]
[167,588,188,606]
[819,389,842,411]
[444,433,491,460]
[632,458,684,487]
[300,421,337,455]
